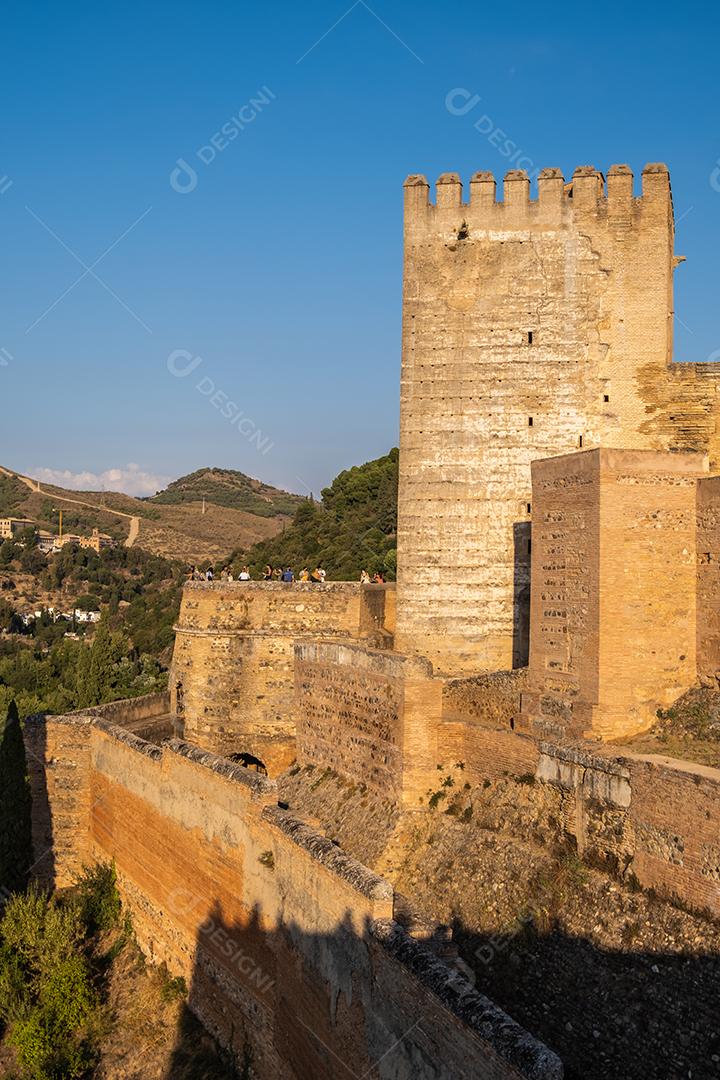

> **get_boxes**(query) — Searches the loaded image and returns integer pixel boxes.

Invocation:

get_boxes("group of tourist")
[360,570,385,583]
[187,564,386,584]
[187,565,250,582]
[186,564,330,583]
[262,564,327,583]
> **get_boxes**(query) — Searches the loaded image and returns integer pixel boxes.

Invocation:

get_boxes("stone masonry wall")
[23,693,170,887]
[29,712,562,1080]
[395,165,720,675]
[443,669,528,729]
[171,582,370,774]
[697,475,720,681]
[537,740,720,916]
[294,640,443,806]
[522,448,708,741]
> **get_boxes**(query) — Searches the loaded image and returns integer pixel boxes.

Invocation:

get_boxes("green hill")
[149,467,304,518]
[232,449,398,580]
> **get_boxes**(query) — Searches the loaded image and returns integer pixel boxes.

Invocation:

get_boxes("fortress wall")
[396,165,720,675]
[621,753,720,915]
[417,713,720,918]
[294,640,443,805]
[171,582,369,773]
[28,712,562,1080]
[522,448,707,741]
[697,475,720,680]
[439,669,536,782]
[25,712,93,887]
[537,741,720,916]
[23,693,170,888]
[440,720,540,785]
[443,668,528,729]
[358,582,396,640]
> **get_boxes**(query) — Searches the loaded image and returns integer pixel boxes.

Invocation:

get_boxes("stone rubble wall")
[294,639,442,805]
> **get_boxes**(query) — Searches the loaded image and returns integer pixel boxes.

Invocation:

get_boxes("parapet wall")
[404,164,678,225]
[26,710,562,1080]
[171,582,395,774]
[23,692,171,886]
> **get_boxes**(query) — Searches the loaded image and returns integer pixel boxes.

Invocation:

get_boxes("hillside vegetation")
[0,863,237,1080]
[0,466,300,564]
[234,449,398,580]
[149,467,304,517]
[0,541,182,718]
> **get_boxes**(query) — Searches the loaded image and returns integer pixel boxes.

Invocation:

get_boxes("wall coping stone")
[295,637,435,679]
[539,741,631,779]
[167,739,277,797]
[95,719,163,760]
[614,749,720,784]
[372,919,563,1080]
[262,806,393,902]
[25,691,170,729]
[183,580,363,593]
[173,626,358,639]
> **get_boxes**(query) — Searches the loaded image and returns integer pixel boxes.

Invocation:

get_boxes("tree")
[232,448,399,581]
[76,623,128,708]
[0,701,33,897]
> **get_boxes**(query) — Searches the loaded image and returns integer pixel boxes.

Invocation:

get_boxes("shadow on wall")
[161,897,565,1080]
[23,715,55,888]
[513,522,531,669]
[162,894,720,1080]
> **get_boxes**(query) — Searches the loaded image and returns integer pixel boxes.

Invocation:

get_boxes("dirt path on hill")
[0,464,140,546]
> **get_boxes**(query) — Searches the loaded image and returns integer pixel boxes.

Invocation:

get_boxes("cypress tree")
[0,700,33,897]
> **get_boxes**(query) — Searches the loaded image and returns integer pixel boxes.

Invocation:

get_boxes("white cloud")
[29,463,172,498]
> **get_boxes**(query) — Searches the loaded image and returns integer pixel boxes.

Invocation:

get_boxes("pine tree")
[0,700,33,897]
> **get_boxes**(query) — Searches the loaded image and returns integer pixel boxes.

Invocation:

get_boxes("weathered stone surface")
[171,581,395,773]
[294,639,442,805]
[521,448,707,740]
[395,166,720,675]
[27,711,562,1079]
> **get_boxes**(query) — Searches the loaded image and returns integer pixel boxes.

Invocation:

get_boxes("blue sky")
[1,0,719,497]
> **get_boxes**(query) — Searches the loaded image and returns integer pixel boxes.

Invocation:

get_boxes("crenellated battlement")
[404,163,673,225]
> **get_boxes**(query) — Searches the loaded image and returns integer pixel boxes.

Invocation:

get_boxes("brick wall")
[623,753,720,915]
[522,448,708,740]
[533,740,720,917]
[22,693,170,887]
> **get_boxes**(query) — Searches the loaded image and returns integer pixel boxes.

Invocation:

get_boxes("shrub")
[74,861,121,935]
[159,967,187,1004]
[0,885,101,1079]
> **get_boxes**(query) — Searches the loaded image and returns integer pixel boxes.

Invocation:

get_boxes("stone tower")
[395,164,720,675]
